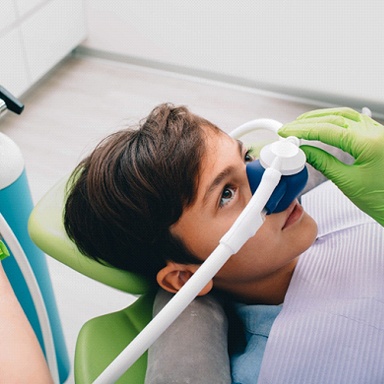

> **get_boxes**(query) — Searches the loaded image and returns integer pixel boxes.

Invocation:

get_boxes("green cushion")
[75,293,155,384]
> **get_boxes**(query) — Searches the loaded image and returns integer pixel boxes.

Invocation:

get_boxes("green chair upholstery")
[74,293,155,383]
[28,177,155,383]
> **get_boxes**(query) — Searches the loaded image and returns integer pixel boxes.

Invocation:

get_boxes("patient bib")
[258,181,384,384]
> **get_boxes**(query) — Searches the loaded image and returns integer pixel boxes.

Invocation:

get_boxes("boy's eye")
[220,186,236,207]
[244,149,255,163]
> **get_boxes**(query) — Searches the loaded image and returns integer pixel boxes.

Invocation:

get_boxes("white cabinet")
[0,0,86,96]
[0,0,17,34]
[21,0,86,83]
[0,30,30,96]
[15,0,45,18]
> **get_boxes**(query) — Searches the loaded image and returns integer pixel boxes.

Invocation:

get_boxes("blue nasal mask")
[246,134,308,214]
[247,160,308,214]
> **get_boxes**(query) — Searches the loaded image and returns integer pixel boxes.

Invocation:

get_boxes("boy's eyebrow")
[202,140,244,205]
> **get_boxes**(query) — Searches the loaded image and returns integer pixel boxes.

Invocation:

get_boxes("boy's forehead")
[197,130,240,187]
[199,126,228,162]
[201,124,229,147]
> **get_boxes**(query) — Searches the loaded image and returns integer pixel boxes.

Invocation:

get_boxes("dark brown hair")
[64,103,219,281]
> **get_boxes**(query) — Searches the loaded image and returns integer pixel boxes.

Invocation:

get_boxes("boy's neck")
[215,257,299,305]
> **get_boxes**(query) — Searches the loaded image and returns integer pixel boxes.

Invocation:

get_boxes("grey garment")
[145,289,231,384]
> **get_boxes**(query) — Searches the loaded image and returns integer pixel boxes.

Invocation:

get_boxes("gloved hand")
[278,107,384,226]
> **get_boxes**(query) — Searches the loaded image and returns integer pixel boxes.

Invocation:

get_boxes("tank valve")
[0,86,24,116]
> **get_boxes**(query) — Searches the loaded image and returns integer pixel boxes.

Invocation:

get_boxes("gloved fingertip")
[278,123,300,138]
[277,126,288,137]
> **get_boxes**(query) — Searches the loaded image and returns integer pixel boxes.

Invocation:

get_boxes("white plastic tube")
[92,155,283,384]
[0,213,60,384]
[229,118,282,137]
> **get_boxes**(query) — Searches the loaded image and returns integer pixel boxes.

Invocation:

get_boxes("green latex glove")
[0,240,10,261]
[278,107,384,226]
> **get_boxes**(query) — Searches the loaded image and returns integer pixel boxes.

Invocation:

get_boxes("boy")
[64,103,384,383]
[64,103,317,304]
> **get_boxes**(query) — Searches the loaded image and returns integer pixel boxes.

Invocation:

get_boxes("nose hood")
[246,160,308,214]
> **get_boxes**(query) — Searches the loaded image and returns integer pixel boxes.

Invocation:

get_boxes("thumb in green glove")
[278,107,384,226]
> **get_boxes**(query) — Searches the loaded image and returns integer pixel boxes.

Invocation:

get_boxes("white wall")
[0,0,86,97]
[83,0,384,117]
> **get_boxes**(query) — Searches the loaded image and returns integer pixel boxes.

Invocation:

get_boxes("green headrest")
[28,177,151,295]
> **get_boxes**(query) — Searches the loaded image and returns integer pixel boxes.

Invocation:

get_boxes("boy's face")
[169,125,318,302]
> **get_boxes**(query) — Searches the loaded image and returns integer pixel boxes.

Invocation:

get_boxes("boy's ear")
[156,262,213,296]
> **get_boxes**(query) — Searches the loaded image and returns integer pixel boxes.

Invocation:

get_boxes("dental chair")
[28,176,156,383]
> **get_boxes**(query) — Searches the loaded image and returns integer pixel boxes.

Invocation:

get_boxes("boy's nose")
[246,160,308,214]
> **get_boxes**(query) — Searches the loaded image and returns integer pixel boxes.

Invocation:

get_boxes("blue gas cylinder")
[0,132,69,382]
